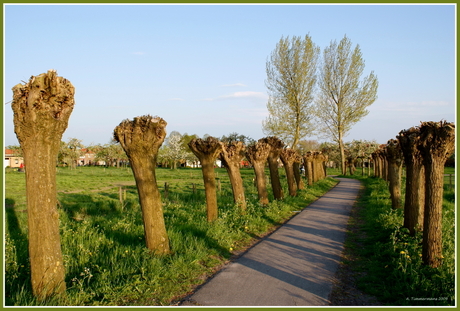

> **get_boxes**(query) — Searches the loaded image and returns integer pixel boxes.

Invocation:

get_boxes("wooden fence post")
[119,186,124,205]
[164,182,169,198]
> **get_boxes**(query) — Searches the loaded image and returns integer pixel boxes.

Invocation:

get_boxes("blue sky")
[3,4,456,147]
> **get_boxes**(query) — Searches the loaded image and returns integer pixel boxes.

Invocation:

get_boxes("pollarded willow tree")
[293,152,304,191]
[303,152,314,186]
[316,35,379,175]
[12,70,75,298]
[246,141,271,205]
[188,136,223,221]
[397,126,425,235]
[280,148,299,197]
[219,141,247,211]
[385,139,403,210]
[113,115,170,255]
[262,35,320,149]
[259,136,285,200]
[418,121,455,268]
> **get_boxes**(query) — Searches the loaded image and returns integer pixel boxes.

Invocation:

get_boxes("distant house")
[79,148,96,166]
[185,159,222,168]
[4,149,24,168]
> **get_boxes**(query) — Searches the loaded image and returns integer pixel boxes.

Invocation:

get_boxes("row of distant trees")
[7,134,381,173]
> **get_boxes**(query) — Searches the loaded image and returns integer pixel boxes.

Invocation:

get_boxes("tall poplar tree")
[262,34,320,149]
[316,35,378,175]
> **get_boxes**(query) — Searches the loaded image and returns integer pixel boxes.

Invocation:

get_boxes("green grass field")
[5,166,338,306]
[5,165,455,306]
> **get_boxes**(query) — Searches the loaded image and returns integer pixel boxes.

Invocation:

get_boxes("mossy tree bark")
[397,127,425,235]
[12,70,75,298]
[418,121,455,268]
[219,141,247,211]
[246,142,271,205]
[114,115,170,255]
[188,137,223,221]
[259,137,284,200]
[385,139,403,210]
[280,148,298,197]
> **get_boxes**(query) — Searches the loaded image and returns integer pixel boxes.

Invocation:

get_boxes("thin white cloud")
[220,83,247,87]
[203,91,268,102]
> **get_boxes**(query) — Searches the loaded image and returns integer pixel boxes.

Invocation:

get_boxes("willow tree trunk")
[293,155,304,190]
[347,157,355,175]
[280,149,298,197]
[246,142,271,205]
[372,152,380,178]
[219,141,246,210]
[303,153,313,186]
[418,121,455,268]
[397,127,425,235]
[313,152,323,182]
[11,70,75,298]
[260,137,284,200]
[339,134,347,175]
[318,153,327,180]
[114,115,170,255]
[382,154,389,181]
[188,137,223,221]
[386,139,403,210]
[322,154,328,179]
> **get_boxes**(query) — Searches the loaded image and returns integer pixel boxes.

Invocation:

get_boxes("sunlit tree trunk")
[188,137,223,221]
[293,157,304,190]
[12,70,75,298]
[339,134,347,175]
[397,127,425,235]
[385,139,403,210]
[246,141,271,205]
[114,115,170,254]
[260,137,285,200]
[313,152,324,182]
[303,152,314,186]
[418,121,455,268]
[219,141,247,211]
[280,148,298,197]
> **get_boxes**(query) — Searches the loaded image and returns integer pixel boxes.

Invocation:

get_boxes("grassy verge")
[340,170,455,306]
[5,166,338,306]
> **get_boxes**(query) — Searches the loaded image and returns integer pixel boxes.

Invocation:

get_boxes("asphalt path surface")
[180,177,362,306]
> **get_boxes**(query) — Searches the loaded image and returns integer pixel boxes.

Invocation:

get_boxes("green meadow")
[5,166,338,306]
[5,166,455,306]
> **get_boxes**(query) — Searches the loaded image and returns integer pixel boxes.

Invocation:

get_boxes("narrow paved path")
[180,178,362,306]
